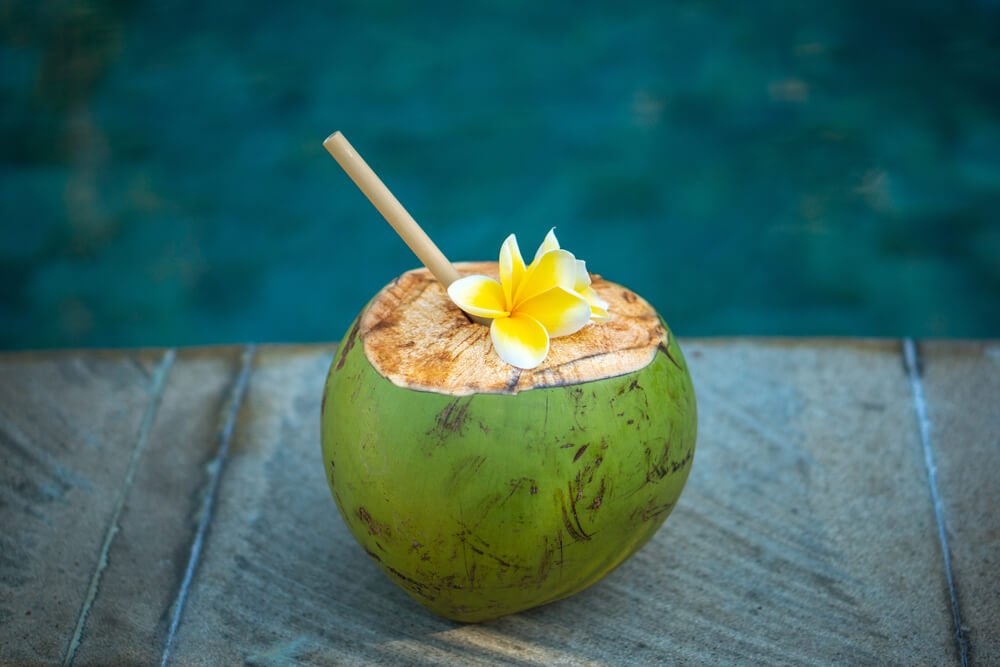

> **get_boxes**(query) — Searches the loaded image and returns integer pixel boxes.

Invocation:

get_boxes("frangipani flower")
[533,228,610,322]
[447,229,609,369]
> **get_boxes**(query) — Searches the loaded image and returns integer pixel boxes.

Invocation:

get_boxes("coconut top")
[357,262,668,395]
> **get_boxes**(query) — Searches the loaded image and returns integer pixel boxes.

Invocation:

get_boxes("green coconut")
[320,262,697,622]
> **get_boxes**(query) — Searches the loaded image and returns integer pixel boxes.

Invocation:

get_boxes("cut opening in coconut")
[358,262,670,395]
[360,262,670,396]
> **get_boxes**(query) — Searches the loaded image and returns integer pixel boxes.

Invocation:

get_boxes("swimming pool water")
[2,1,998,349]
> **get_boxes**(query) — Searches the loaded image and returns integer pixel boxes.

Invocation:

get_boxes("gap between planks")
[902,338,969,667]
[159,344,256,667]
[62,349,177,667]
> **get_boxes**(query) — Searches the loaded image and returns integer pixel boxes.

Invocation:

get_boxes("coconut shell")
[321,265,697,622]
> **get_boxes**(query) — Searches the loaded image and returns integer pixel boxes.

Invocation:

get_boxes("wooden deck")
[1,340,997,666]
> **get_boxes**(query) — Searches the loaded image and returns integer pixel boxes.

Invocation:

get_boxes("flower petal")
[447,275,509,318]
[516,286,592,338]
[574,259,592,289]
[532,227,561,263]
[580,284,609,310]
[514,248,578,306]
[579,285,611,321]
[490,313,549,369]
[498,234,526,310]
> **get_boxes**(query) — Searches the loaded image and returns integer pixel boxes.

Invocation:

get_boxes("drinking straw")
[324,132,489,325]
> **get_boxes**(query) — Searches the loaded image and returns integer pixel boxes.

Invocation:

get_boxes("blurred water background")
[2,1,999,349]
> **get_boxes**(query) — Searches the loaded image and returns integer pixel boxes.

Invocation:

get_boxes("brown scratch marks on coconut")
[572,444,589,462]
[356,506,391,537]
[467,542,519,570]
[631,500,676,523]
[626,379,651,418]
[459,529,471,586]
[463,495,500,534]
[446,455,487,490]
[384,564,438,601]
[559,487,592,542]
[644,433,693,485]
[429,398,473,440]
[560,502,586,542]
[461,526,492,551]
[535,537,552,588]
[535,537,553,587]
[589,477,607,511]
[453,524,513,588]
[645,446,668,482]
[556,530,565,573]
[569,490,593,540]
[671,447,694,474]
[500,477,535,506]
[621,289,638,303]
[466,477,536,533]
[445,456,490,508]
[335,318,361,371]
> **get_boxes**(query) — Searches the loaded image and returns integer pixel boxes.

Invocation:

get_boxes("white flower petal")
[574,259,592,288]
[532,227,561,263]
[447,275,509,318]
[490,314,549,369]
[579,285,610,320]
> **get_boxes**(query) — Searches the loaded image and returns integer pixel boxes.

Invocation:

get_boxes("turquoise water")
[2,1,999,349]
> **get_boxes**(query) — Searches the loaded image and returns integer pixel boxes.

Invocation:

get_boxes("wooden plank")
[71,347,246,665]
[165,341,956,665]
[0,350,166,664]
[645,340,953,665]
[919,341,1000,666]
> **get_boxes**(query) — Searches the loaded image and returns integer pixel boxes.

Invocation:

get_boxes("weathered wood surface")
[919,342,1000,666]
[1,340,996,666]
